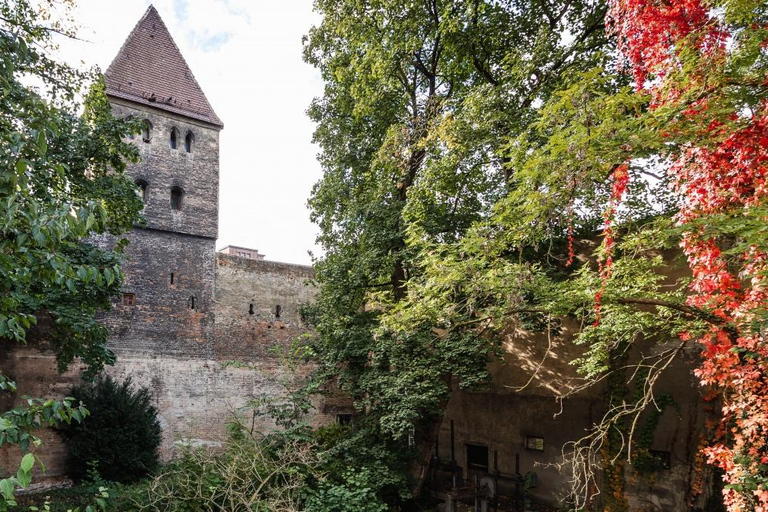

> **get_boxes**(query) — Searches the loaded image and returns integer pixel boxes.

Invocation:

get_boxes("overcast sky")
[55,0,324,265]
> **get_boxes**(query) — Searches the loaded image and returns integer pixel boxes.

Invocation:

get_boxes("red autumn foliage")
[607,0,768,508]
[595,164,630,324]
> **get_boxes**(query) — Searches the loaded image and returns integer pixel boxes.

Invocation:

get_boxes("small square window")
[122,293,135,306]
[525,436,544,451]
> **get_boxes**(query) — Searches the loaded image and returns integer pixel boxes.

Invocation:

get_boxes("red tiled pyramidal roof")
[105,5,223,128]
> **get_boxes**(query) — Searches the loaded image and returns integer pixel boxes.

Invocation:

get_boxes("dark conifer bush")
[60,376,162,483]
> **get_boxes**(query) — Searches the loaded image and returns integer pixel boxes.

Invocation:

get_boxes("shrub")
[130,423,317,511]
[60,375,162,483]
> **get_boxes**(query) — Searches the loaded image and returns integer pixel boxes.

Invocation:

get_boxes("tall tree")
[383,0,768,507]
[304,0,610,500]
[1,0,143,502]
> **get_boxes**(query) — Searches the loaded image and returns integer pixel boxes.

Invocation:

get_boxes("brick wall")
[213,255,316,362]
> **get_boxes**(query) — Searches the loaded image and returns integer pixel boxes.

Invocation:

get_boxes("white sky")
[55,0,325,265]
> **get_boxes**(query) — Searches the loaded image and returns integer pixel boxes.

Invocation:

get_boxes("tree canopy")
[1,0,143,503]
[305,0,768,508]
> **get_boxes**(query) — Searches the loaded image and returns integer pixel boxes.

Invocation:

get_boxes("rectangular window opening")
[121,293,135,306]
[466,444,489,472]
[525,436,545,451]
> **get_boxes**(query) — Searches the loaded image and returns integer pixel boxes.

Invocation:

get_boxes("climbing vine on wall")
[607,0,768,507]
[632,393,677,475]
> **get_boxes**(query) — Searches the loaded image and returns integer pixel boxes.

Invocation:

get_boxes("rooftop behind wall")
[218,245,266,260]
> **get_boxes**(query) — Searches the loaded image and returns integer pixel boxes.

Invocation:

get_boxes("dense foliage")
[306,0,767,509]
[61,376,161,483]
[607,0,768,507]
[303,0,612,499]
[1,0,143,503]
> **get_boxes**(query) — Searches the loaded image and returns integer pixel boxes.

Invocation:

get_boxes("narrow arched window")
[184,131,193,153]
[170,128,179,149]
[142,120,152,143]
[170,186,184,210]
[135,179,149,202]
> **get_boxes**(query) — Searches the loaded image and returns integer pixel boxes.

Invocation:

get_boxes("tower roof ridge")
[105,5,223,128]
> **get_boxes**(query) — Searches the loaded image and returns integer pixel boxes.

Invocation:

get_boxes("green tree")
[1,0,143,504]
[380,0,768,505]
[303,0,610,500]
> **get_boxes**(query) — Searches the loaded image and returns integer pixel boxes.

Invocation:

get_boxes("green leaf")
[20,453,34,473]
[0,478,15,500]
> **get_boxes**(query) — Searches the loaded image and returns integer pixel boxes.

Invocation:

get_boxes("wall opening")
[248,303,254,315]
[275,304,282,318]
[336,414,352,426]
[466,444,489,473]
[142,120,152,143]
[121,293,136,306]
[184,131,194,153]
[525,435,545,451]
[170,186,184,210]
[135,179,148,202]
[170,128,178,149]
[189,296,196,310]
[170,273,175,285]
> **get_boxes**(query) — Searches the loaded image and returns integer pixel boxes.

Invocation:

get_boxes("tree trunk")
[410,374,452,500]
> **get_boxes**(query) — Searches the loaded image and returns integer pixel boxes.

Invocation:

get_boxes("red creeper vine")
[594,164,630,325]
[608,0,768,508]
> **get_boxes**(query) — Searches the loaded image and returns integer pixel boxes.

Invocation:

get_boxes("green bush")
[60,376,162,483]
[129,424,315,511]
[303,467,388,512]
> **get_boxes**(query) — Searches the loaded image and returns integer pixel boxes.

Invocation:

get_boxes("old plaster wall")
[438,318,709,510]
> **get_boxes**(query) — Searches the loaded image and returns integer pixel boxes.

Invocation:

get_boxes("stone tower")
[1,6,330,471]
[102,5,223,358]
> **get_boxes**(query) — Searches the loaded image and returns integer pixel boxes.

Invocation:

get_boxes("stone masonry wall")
[0,96,332,474]
[96,229,217,359]
[110,99,220,240]
[213,254,316,362]
[0,255,325,476]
